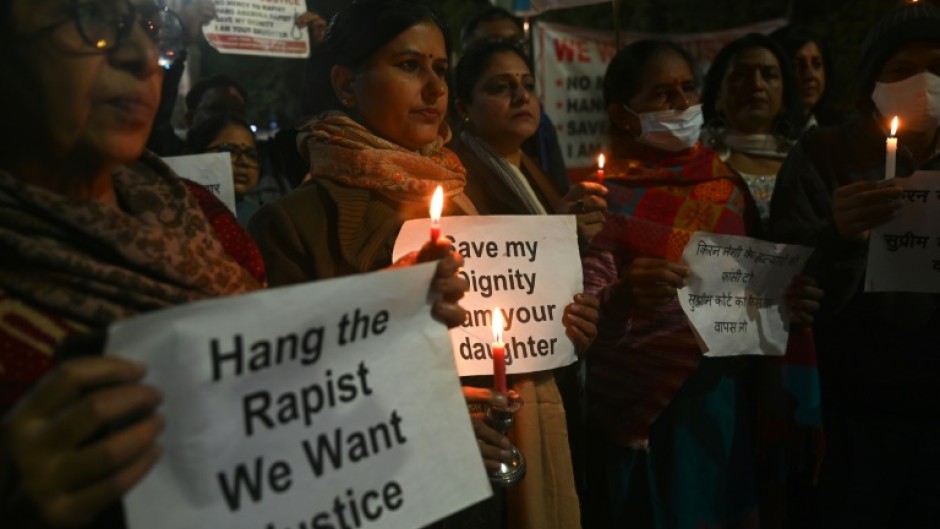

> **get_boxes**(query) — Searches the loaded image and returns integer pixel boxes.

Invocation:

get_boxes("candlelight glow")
[492,309,504,344]
[598,153,606,169]
[890,116,899,136]
[430,186,444,222]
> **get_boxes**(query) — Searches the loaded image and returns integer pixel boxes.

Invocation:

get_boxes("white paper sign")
[109,263,490,529]
[204,0,310,58]
[393,216,581,376]
[866,171,940,293]
[678,233,813,357]
[162,153,237,214]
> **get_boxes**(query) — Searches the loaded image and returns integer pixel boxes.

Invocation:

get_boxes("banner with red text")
[204,0,310,58]
[533,19,787,175]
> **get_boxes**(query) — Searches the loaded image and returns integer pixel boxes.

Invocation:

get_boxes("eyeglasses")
[206,144,260,164]
[25,0,185,68]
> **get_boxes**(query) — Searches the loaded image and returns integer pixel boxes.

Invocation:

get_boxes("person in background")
[702,33,804,228]
[146,0,217,156]
[451,38,604,529]
[583,39,821,529]
[0,1,468,527]
[185,114,262,225]
[460,6,569,194]
[770,24,839,130]
[769,3,940,527]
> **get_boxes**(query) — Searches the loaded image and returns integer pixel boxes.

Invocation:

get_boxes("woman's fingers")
[45,384,162,450]
[832,181,904,239]
[57,413,165,491]
[12,357,146,420]
[471,419,512,470]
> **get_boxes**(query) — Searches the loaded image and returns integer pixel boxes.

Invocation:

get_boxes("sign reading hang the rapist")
[867,171,940,293]
[679,232,813,357]
[393,216,581,377]
[204,0,310,58]
[108,263,490,529]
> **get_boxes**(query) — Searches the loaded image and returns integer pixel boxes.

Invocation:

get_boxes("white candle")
[886,116,898,180]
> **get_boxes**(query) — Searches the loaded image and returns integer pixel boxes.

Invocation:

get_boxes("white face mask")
[624,104,704,152]
[871,72,940,132]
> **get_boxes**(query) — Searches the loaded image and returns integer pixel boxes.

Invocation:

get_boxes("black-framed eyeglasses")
[24,0,185,68]
[206,144,260,164]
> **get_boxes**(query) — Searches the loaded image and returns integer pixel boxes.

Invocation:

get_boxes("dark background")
[191,0,909,130]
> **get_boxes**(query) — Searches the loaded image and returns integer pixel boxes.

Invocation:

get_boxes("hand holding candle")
[596,153,605,183]
[430,185,444,242]
[491,309,507,394]
[886,116,898,180]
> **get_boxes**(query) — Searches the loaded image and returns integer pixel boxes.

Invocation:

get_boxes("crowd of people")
[1,0,938,528]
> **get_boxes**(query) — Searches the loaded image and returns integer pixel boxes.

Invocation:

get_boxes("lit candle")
[430,186,444,242]
[596,153,605,183]
[491,309,507,393]
[886,116,898,180]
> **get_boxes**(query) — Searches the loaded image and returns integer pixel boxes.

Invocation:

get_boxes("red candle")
[596,153,605,183]
[491,308,507,393]
[430,186,444,242]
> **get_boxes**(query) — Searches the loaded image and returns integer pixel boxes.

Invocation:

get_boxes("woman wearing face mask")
[582,39,821,528]
[769,4,940,528]
[702,33,804,229]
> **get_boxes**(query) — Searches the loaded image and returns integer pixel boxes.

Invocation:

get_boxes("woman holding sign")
[249,3,597,528]
[769,3,940,527]
[0,0,466,527]
[450,38,602,529]
[582,40,822,529]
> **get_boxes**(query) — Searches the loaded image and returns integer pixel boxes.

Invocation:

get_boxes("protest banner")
[109,263,490,529]
[163,152,237,214]
[533,19,786,177]
[867,171,940,293]
[204,0,310,58]
[678,232,812,357]
[393,216,581,377]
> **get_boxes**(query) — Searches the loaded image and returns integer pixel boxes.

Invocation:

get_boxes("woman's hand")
[613,258,690,311]
[462,387,513,472]
[415,238,468,329]
[785,275,824,326]
[563,293,599,355]
[1,357,163,528]
[831,180,903,242]
[180,0,218,43]
[558,182,608,247]
[295,11,328,44]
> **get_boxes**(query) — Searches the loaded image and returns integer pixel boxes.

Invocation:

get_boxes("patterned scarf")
[584,142,751,448]
[298,112,477,215]
[0,152,262,328]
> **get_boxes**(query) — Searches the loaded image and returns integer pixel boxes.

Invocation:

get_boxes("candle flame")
[598,153,605,169]
[891,116,899,136]
[492,309,503,344]
[430,186,444,222]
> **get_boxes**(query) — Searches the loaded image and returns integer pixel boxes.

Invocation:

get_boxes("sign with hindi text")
[393,216,581,377]
[678,232,812,357]
[204,0,310,58]
[163,152,237,214]
[109,263,490,529]
[866,171,940,293]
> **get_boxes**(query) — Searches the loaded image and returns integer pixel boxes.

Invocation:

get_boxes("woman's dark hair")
[0,0,47,163]
[185,114,254,155]
[460,7,522,49]
[455,38,532,104]
[602,39,699,107]
[701,33,803,140]
[770,24,837,124]
[301,0,451,116]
